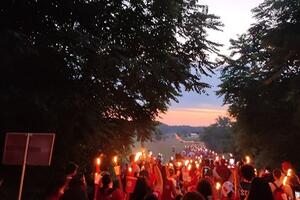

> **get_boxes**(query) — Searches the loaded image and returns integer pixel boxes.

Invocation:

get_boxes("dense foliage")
[200,117,234,153]
[218,0,300,169]
[0,0,221,198]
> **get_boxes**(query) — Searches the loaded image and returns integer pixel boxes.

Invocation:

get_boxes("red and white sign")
[2,133,55,166]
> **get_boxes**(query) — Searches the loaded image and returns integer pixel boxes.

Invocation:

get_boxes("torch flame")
[283,176,288,185]
[184,160,189,166]
[287,169,292,177]
[135,152,142,162]
[216,182,221,190]
[245,156,251,164]
[113,156,118,164]
[96,158,101,165]
[177,162,182,167]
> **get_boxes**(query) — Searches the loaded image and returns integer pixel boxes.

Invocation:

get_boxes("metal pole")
[18,133,31,200]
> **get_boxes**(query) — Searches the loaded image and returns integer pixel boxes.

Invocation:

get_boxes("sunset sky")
[159,0,264,126]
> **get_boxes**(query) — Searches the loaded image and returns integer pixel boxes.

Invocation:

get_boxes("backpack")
[271,182,287,200]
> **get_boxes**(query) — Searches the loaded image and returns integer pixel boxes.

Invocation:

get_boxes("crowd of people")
[46,144,300,200]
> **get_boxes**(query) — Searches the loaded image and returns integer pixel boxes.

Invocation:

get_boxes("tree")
[218,0,300,169]
[0,0,222,198]
[200,117,234,153]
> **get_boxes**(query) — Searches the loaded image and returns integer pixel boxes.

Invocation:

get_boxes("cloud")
[158,107,229,126]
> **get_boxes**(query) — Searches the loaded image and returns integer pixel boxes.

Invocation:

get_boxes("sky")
[159,0,264,126]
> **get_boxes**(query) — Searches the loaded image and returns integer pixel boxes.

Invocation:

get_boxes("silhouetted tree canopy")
[218,0,300,169]
[0,0,222,198]
[200,117,234,153]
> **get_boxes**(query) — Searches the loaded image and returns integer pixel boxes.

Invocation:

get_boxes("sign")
[2,132,55,200]
[2,133,55,166]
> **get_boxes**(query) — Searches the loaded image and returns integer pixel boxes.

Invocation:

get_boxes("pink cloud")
[158,107,229,126]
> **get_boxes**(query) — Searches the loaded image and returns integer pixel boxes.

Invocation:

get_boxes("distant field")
[133,134,204,162]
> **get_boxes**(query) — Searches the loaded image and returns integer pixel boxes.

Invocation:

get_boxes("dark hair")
[183,192,205,200]
[140,170,149,179]
[65,162,78,175]
[241,164,255,181]
[144,193,158,200]
[131,177,151,200]
[161,166,168,181]
[102,174,111,187]
[247,177,274,200]
[197,179,213,200]
[273,169,281,179]
[68,176,84,189]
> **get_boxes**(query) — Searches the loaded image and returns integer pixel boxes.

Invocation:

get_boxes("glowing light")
[187,164,192,171]
[184,160,189,166]
[245,156,251,164]
[135,152,142,162]
[171,156,174,161]
[216,156,220,161]
[177,162,182,167]
[283,176,288,186]
[287,169,293,177]
[196,163,200,169]
[229,158,235,165]
[128,167,132,173]
[113,156,118,165]
[149,151,153,157]
[96,158,101,166]
[169,163,174,167]
[216,182,221,190]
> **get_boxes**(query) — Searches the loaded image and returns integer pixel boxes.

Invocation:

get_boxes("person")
[61,162,79,194]
[144,193,159,200]
[215,159,231,183]
[239,164,255,200]
[269,169,293,200]
[281,162,300,189]
[161,166,177,200]
[45,178,66,200]
[129,154,141,177]
[247,177,274,200]
[221,181,234,200]
[97,173,124,200]
[60,176,88,200]
[197,178,215,200]
[130,177,152,200]
[182,191,206,200]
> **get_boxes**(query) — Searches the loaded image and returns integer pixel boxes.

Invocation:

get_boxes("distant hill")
[158,123,204,135]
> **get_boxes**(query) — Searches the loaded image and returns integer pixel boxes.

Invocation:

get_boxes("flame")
[128,167,132,173]
[196,163,200,169]
[113,156,118,164]
[135,152,142,162]
[177,162,182,167]
[283,176,288,185]
[287,169,292,177]
[245,156,251,164]
[216,182,221,190]
[96,158,101,165]
[187,164,192,171]
[184,160,189,166]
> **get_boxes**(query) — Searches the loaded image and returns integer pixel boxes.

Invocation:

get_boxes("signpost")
[2,133,55,200]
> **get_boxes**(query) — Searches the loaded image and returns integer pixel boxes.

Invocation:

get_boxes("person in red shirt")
[162,166,177,200]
